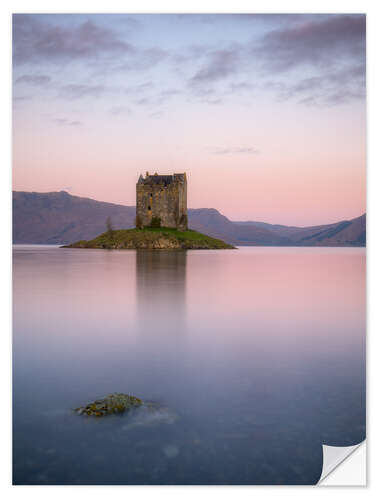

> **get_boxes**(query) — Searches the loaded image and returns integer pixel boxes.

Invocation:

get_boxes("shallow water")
[13,245,366,484]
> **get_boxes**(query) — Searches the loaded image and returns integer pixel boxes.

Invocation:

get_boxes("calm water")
[13,246,366,485]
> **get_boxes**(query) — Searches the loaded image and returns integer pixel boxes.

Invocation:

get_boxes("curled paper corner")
[318,440,366,485]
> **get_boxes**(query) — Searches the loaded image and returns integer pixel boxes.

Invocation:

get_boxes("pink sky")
[13,14,366,226]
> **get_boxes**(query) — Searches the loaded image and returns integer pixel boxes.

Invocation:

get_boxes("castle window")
[150,193,153,197]
[148,206,151,211]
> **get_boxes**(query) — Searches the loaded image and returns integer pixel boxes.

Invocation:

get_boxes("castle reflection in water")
[136,250,187,332]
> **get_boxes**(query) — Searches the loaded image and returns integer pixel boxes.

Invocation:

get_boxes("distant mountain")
[13,191,135,244]
[231,215,366,247]
[12,191,366,246]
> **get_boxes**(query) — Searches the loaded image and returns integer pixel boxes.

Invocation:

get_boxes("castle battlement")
[136,172,187,230]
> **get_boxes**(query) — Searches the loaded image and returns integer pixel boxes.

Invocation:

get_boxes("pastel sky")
[12,13,366,225]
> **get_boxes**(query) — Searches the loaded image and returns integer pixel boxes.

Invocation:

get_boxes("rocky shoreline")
[62,227,235,250]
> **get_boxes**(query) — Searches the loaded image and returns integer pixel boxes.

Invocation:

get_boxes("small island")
[62,227,234,250]
[62,172,235,250]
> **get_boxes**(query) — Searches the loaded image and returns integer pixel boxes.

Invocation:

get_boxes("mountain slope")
[233,215,366,246]
[12,191,365,246]
[13,191,135,244]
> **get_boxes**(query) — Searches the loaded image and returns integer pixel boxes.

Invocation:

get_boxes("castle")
[136,172,188,231]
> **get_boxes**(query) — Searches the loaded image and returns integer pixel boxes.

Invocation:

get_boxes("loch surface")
[13,246,366,484]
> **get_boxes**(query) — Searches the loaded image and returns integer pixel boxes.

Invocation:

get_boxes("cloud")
[12,14,169,85]
[256,14,365,72]
[212,147,259,155]
[189,87,215,97]
[265,62,365,106]
[12,14,365,110]
[110,106,132,115]
[13,15,134,65]
[249,14,366,106]
[170,43,211,69]
[228,82,254,93]
[159,89,180,99]
[135,97,150,106]
[133,89,181,108]
[15,74,51,85]
[52,118,82,126]
[174,13,329,27]
[184,14,365,106]
[13,95,32,102]
[190,48,239,84]
[115,47,168,72]
[60,84,106,99]
[298,88,365,107]
[149,111,163,119]
[173,14,215,25]
[124,82,154,94]
[201,98,223,105]
[226,13,326,25]
[116,15,142,30]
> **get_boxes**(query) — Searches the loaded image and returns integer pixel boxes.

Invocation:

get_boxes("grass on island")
[64,227,235,250]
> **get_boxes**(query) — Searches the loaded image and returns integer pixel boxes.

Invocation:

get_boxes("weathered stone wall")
[136,173,188,230]
[177,177,187,231]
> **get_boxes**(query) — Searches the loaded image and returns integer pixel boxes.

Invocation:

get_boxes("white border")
[1,1,372,498]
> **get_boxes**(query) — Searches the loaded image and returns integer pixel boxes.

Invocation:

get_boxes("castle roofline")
[137,172,186,186]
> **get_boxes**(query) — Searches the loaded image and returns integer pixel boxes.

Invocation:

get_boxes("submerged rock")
[74,393,143,417]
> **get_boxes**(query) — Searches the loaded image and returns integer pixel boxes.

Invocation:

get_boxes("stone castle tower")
[136,172,188,231]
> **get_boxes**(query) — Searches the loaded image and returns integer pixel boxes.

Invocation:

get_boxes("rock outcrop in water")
[74,393,178,425]
[62,227,235,250]
[74,393,143,417]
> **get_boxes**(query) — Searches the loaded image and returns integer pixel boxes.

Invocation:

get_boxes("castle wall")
[177,178,187,231]
[136,173,187,230]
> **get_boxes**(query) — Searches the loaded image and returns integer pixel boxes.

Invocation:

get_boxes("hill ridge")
[12,191,365,247]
